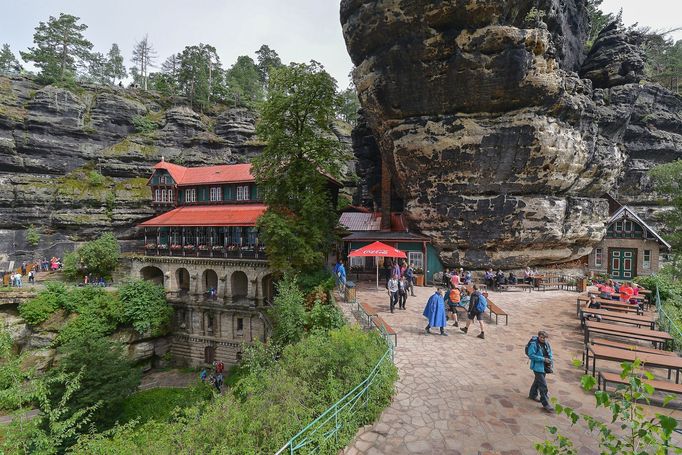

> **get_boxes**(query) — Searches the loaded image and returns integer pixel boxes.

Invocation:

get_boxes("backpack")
[475,293,487,313]
[525,337,537,357]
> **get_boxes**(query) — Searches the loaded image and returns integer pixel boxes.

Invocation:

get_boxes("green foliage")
[1,371,99,455]
[225,54,263,108]
[20,13,93,83]
[255,44,283,89]
[307,300,345,333]
[105,43,127,83]
[72,326,397,455]
[336,86,360,125]
[536,360,682,454]
[650,160,682,256]
[297,268,335,294]
[57,287,124,345]
[18,282,68,325]
[118,279,172,336]
[0,43,21,75]
[26,224,41,247]
[177,43,225,111]
[253,61,348,273]
[524,7,546,27]
[132,113,162,134]
[50,337,141,431]
[642,32,682,95]
[115,382,213,425]
[65,232,121,279]
[0,328,37,411]
[87,169,106,186]
[585,0,618,49]
[269,275,307,347]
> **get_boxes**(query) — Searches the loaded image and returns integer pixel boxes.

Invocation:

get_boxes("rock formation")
[0,76,353,262]
[341,1,682,268]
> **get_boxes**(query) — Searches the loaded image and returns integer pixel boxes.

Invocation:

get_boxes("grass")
[116,383,213,424]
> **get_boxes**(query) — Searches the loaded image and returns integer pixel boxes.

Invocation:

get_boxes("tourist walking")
[526,330,555,413]
[405,264,416,296]
[460,285,486,339]
[398,276,408,310]
[445,287,461,326]
[387,274,399,313]
[423,288,447,336]
[337,260,347,294]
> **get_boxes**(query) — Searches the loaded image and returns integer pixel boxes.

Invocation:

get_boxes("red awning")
[348,241,407,258]
[140,204,266,227]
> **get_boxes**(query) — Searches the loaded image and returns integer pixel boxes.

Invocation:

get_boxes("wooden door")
[609,248,637,280]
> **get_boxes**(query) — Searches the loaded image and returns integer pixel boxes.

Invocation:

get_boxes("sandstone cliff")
[341,1,682,268]
[0,76,353,263]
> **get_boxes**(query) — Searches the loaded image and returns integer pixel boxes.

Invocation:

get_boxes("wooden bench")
[498,283,532,293]
[371,315,397,347]
[598,371,682,396]
[584,320,673,351]
[579,307,656,330]
[357,302,378,328]
[581,337,676,365]
[487,300,508,325]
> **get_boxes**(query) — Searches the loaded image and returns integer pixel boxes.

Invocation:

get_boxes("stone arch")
[262,274,275,306]
[140,266,164,285]
[202,269,218,293]
[176,267,190,292]
[231,271,248,301]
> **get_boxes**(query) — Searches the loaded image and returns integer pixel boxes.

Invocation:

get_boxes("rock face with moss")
[0,76,259,261]
[341,2,682,268]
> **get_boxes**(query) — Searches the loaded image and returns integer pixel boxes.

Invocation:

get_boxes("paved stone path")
[342,283,682,455]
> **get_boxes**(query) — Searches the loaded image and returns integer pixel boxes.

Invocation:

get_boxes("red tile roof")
[153,161,254,186]
[140,204,266,227]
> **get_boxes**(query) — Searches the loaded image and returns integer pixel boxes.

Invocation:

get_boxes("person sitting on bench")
[508,272,518,285]
[581,295,602,323]
[495,269,506,289]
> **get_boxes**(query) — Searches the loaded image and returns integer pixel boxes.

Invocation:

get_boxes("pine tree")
[0,44,21,74]
[255,44,282,88]
[177,44,224,110]
[131,34,157,90]
[105,43,127,84]
[20,13,93,83]
[225,55,262,108]
[86,51,108,84]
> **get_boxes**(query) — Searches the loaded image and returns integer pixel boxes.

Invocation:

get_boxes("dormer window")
[159,175,169,184]
[237,185,249,201]
[210,187,222,202]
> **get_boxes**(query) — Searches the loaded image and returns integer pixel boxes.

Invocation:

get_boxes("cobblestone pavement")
[342,283,682,455]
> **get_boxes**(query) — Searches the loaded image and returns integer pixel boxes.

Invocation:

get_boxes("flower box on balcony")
[157,244,168,250]
[212,245,224,251]
[145,243,157,249]
[170,244,182,251]
[183,245,195,251]
[198,245,209,251]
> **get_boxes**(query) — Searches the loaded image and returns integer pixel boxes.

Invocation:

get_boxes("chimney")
[380,156,391,231]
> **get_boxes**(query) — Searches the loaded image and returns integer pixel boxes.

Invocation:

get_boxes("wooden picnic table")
[611,292,646,301]
[584,320,674,350]
[580,307,656,330]
[576,297,642,316]
[585,344,682,383]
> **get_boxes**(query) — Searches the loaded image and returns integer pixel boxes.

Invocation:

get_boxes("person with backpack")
[423,288,447,335]
[459,285,486,339]
[526,330,555,413]
[405,264,415,296]
[445,287,462,327]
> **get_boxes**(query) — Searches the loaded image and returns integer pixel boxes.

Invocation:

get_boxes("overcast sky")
[1,0,680,90]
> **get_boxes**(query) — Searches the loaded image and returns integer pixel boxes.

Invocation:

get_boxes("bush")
[26,224,41,247]
[115,383,213,425]
[297,269,334,294]
[119,280,172,336]
[307,300,344,333]
[269,275,307,347]
[72,326,397,454]
[63,233,121,280]
[57,287,124,345]
[132,114,161,134]
[18,283,68,325]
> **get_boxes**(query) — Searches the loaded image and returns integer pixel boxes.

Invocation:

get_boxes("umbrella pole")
[376,261,379,289]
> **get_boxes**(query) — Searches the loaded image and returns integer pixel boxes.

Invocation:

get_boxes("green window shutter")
[223,186,230,201]
[178,190,183,204]
[250,185,256,200]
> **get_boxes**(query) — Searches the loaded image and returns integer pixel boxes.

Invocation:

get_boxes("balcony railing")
[143,244,266,260]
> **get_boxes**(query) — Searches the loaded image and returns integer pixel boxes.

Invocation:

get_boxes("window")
[615,221,623,232]
[408,251,424,271]
[349,256,365,268]
[237,318,244,335]
[643,250,651,269]
[624,221,632,232]
[161,190,168,203]
[237,185,249,201]
[159,175,168,184]
[155,189,161,202]
[167,189,173,203]
[210,187,222,202]
[185,188,197,203]
[595,248,603,267]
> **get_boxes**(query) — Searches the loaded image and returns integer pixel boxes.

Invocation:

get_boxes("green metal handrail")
[655,285,682,352]
[274,347,393,455]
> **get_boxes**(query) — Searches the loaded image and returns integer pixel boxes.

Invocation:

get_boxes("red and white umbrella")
[349,241,407,288]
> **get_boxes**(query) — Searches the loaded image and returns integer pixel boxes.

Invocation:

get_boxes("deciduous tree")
[20,13,93,83]
[252,61,347,272]
[650,160,682,277]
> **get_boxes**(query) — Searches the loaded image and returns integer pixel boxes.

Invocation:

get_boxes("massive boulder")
[341,1,682,268]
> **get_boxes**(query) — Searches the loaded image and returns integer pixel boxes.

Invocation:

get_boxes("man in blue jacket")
[527,330,554,413]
